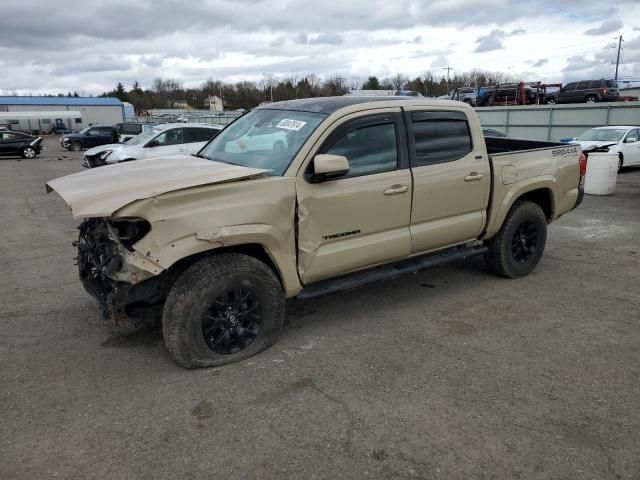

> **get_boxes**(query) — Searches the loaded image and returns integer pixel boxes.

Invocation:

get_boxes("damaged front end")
[75,218,168,331]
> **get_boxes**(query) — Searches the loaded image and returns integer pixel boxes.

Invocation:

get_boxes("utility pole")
[614,35,623,81]
[442,66,452,91]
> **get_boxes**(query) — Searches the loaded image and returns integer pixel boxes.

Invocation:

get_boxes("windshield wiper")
[191,153,207,159]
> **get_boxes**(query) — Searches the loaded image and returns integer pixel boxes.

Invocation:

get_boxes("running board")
[297,243,488,300]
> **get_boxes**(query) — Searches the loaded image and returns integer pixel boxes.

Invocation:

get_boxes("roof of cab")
[255,96,466,115]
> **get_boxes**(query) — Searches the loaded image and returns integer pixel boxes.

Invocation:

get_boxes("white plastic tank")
[584,152,618,195]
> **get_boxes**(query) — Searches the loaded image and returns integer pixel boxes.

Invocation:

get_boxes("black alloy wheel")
[511,220,538,264]
[202,286,262,354]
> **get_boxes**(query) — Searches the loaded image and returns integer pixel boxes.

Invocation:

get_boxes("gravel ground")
[1,137,639,480]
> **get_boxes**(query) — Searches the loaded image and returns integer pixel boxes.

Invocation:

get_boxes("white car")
[570,126,640,170]
[224,125,288,153]
[83,123,223,168]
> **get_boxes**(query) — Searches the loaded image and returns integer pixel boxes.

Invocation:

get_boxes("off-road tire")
[162,253,285,369]
[485,200,547,278]
[70,141,83,151]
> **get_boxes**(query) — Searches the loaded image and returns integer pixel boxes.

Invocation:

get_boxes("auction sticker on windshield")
[276,119,307,131]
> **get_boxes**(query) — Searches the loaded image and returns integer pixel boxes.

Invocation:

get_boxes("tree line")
[97,69,518,111]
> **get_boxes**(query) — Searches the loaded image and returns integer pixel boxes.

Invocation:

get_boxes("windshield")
[577,128,626,142]
[198,109,326,175]
[126,128,163,146]
[77,127,90,135]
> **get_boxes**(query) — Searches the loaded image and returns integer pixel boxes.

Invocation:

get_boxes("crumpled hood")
[46,155,268,219]
[85,143,122,156]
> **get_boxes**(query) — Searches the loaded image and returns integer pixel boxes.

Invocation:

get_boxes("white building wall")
[6,104,123,131]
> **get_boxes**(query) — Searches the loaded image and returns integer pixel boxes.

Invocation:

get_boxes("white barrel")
[584,152,618,195]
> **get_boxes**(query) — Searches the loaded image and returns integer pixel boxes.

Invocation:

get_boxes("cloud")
[474,29,506,52]
[308,33,344,45]
[530,58,548,67]
[0,0,638,94]
[584,19,622,36]
[430,55,449,68]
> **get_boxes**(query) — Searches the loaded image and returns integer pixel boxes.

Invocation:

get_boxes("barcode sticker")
[276,119,307,131]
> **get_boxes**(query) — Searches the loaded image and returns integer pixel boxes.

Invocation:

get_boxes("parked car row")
[82,123,223,168]
[444,79,630,107]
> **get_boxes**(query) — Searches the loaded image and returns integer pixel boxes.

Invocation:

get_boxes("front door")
[142,128,185,158]
[621,128,640,166]
[296,110,412,284]
[404,108,490,254]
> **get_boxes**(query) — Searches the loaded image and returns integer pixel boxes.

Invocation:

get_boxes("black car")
[60,125,118,151]
[0,131,43,159]
[554,79,619,104]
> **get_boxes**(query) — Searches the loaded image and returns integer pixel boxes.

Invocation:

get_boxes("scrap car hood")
[46,155,268,219]
[85,143,122,156]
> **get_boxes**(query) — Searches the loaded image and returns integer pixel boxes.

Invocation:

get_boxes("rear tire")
[585,95,598,103]
[485,201,547,278]
[162,253,285,369]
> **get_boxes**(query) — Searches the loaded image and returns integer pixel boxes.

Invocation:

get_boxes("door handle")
[464,172,484,182]
[383,185,409,195]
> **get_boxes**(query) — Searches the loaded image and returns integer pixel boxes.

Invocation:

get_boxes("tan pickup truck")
[47,97,585,368]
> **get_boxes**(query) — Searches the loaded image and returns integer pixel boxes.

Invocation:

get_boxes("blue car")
[60,125,118,151]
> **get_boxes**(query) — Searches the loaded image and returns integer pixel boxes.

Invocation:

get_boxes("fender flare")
[484,176,557,238]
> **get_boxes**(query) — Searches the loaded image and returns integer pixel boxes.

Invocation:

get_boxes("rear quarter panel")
[485,144,581,238]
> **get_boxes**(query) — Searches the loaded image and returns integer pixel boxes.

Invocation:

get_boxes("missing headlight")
[110,219,151,251]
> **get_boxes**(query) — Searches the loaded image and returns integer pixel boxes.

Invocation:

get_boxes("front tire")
[162,253,285,369]
[485,201,547,278]
[21,146,37,159]
[70,141,83,151]
[618,154,624,172]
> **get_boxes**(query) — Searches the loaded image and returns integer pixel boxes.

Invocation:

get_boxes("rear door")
[296,109,412,283]
[559,83,576,103]
[184,127,220,153]
[404,108,490,254]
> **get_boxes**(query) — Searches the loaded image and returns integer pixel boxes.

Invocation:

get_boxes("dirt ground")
[1,137,639,479]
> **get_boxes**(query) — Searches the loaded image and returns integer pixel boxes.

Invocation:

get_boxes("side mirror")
[311,154,349,182]
[625,137,637,144]
[146,140,160,148]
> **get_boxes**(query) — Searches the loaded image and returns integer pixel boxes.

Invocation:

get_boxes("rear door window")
[186,127,219,143]
[410,111,473,166]
[576,81,590,90]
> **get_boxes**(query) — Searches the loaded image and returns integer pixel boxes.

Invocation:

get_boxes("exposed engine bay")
[75,218,166,331]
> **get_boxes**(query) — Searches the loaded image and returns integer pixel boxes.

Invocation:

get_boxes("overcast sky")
[1,0,639,95]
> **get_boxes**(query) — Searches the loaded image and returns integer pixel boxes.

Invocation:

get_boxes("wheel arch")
[131,224,302,298]
[484,181,556,239]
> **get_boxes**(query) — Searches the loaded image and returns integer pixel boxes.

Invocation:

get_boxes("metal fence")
[475,102,640,141]
[134,109,242,127]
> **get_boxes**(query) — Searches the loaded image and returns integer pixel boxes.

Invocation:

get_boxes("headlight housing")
[62,137,69,142]
[109,218,151,251]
